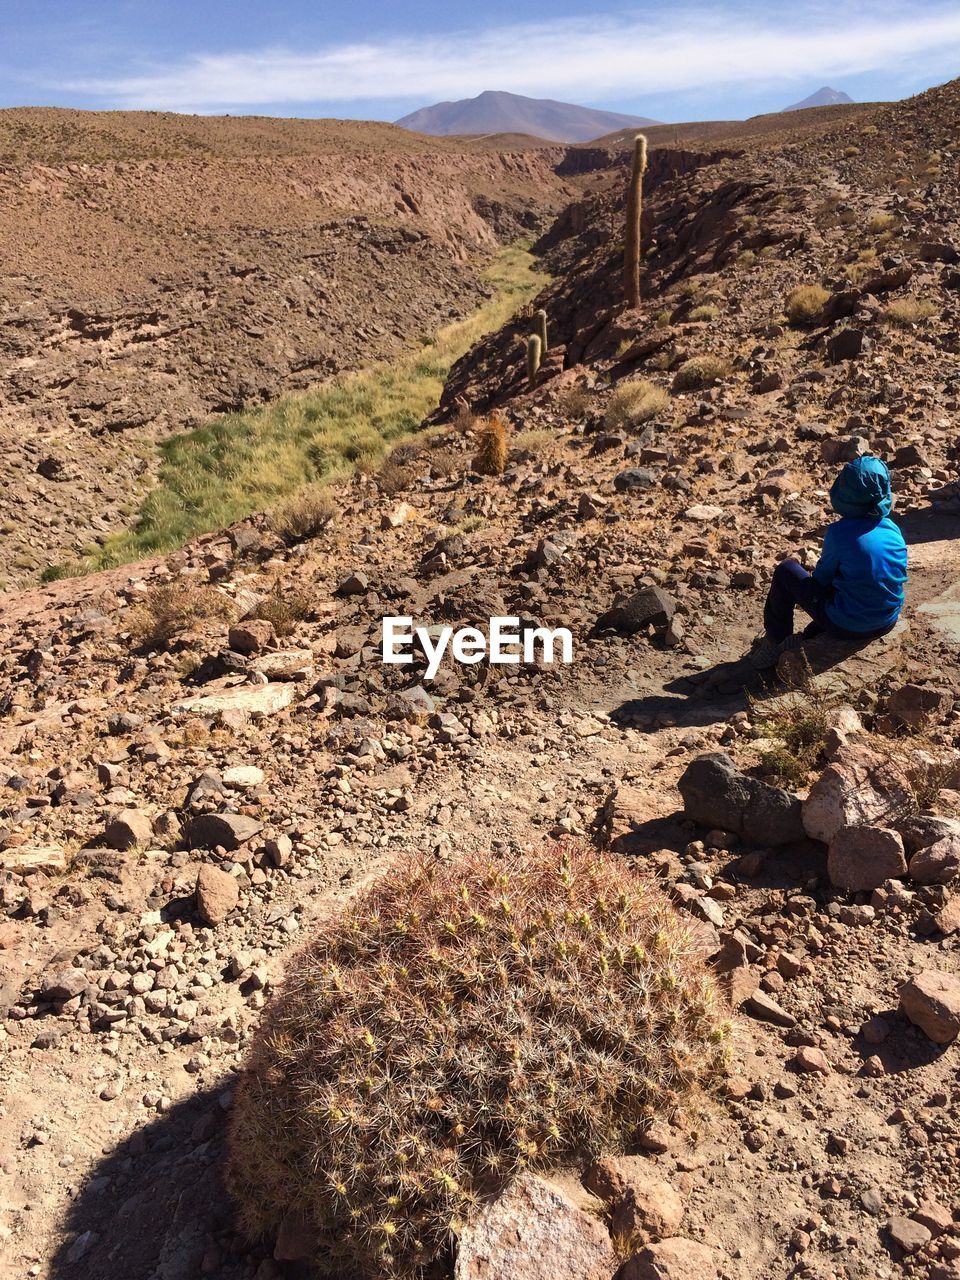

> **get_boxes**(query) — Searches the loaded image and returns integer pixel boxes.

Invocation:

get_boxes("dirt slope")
[0,110,588,585]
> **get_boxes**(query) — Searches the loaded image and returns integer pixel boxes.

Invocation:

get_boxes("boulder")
[222,765,266,792]
[41,967,88,1001]
[228,619,275,655]
[196,864,240,926]
[248,649,315,681]
[621,1238,726,1280]
[826,328,870,363]
[336,571,369,595]
[907,836,960,885]
[104,809,154,851]
[897,813,960,855]
[802,744,913,844]
[171,683,296,722]
[820,289,861,325]
[827,825,907,892]
[899,971,960,1044]
[454,1172,616,1280]
[887,1215,932,1254]
[187,812,263,851]
[614,468,657,493]
[821,435,868,464]
[678,753,803,846]
[934,896,960,934]
[0,844,67,875]
[597,586,676,635]
[584,1157,684,1243]
[886,683,954,728]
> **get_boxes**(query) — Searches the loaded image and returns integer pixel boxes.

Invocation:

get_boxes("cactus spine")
[624,133,648,309]
[526,333,542,390]
[535,308,549,353]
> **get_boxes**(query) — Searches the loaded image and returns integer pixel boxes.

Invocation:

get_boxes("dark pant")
[763,559,831,644]
[763,559,896,645]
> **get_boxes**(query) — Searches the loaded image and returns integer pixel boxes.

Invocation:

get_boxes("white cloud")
[67,6,960,112]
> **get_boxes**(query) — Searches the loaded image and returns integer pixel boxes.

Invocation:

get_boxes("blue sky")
[3,0,960,123]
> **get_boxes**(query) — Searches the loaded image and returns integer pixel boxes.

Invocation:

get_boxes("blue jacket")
[813,457,908,634]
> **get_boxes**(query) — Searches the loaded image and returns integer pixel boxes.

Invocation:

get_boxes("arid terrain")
[2,82,960,1280]
[0,110,589,586]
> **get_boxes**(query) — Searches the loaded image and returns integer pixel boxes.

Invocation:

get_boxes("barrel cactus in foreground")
[227,844,729,1277]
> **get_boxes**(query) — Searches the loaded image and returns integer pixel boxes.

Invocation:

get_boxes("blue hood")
[830,455,893,520]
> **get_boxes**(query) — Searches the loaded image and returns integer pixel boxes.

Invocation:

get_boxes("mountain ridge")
[783,85,854,111]
[396,89,659,143]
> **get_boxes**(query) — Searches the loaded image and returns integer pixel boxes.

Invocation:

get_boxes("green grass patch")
[46,245,547,577]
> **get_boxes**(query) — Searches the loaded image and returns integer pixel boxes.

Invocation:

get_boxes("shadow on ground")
[609,663,755,733]
[898,504,960,550]
[849,1008,951,1077]
[50,1080,304,1280]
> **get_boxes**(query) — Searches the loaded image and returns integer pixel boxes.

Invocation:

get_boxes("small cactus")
[227,843,729,1278]
[471,411,508,476]
[535,308,549,353]
[624,133,648,308]
[526,333,542,390]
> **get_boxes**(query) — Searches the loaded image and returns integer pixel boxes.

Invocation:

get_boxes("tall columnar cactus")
[535,308,549,353]
[624,132,648,309]
[526,333,542,390]
[227,843,729,1279]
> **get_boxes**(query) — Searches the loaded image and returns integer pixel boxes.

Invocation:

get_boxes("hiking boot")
[747,634,781,670]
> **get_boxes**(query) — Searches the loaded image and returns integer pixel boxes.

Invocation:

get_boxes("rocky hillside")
[1,81,960,1280]
[0,110,589,584]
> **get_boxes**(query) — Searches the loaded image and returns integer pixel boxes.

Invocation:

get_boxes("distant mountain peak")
[395,90,660,144]
[783,86,854,112]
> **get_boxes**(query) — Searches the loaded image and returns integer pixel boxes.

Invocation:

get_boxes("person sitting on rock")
[749,455,908,670]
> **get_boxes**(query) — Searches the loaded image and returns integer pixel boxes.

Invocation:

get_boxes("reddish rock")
[827,825,906,892]
[912,1199,953,1237]
[229,619,275,655]
[886,682,954,728]
[616,1177,686,1239]
[454,1172,616,1280]
[802,745,912,845]
[886,1214,932,1253]
[621,1237,726,1280]
[934,896,960,934]
[791,1046,831,1074]
[196,864,240,926]
[908,836,960,885]
[899,970,960,1044]
[104,809,154,851]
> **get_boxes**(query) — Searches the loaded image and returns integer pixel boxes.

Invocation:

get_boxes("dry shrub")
[605,379,669,428]
[557,385,592,420]
[376,461,409,497]
[884,297,937,328]
[471,411,508,476]
[269,486,336,544]
[785,284,830,327]
[127,581,233,650]
[671,355,731,393]
[227,843,729,1278]
[867,211,896,235]
[688,304,720,322]
[252,583,313,637]
[749,676,842,788]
